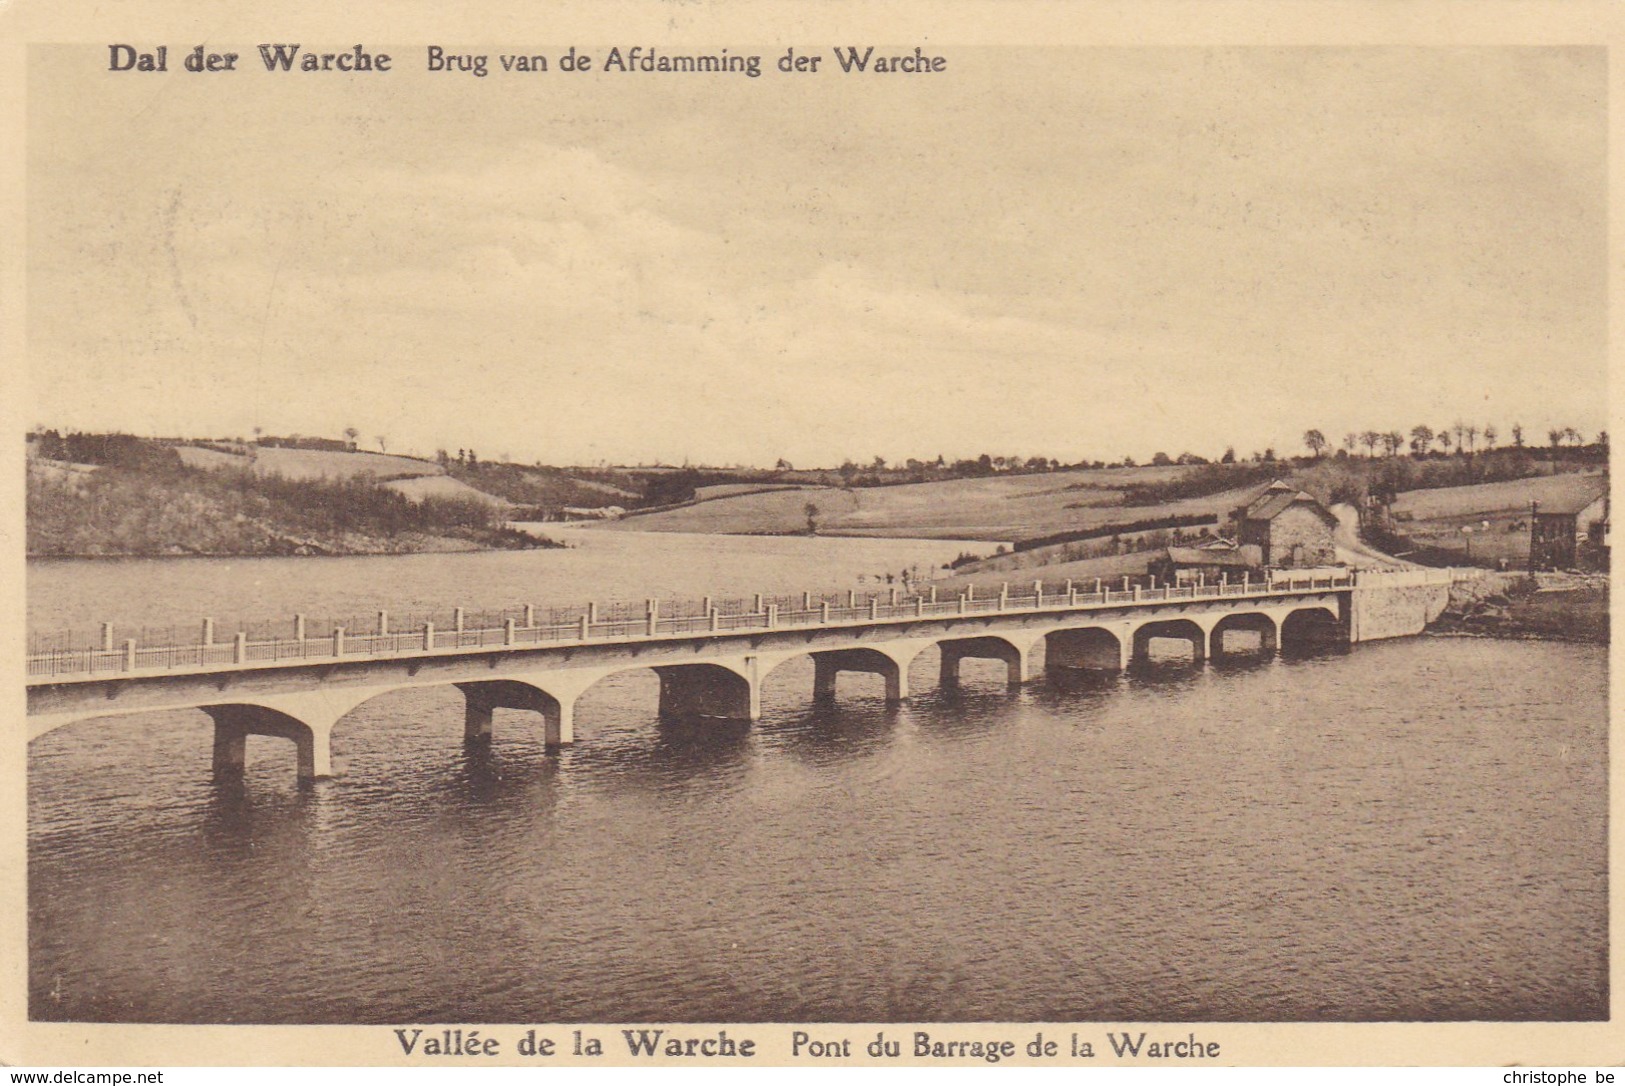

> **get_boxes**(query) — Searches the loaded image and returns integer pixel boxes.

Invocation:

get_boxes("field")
[1389,472,1607,566]
[1390,472,1607,520]
[602,465,1244,541]
[384,474,511,506]
[174,444,443,481]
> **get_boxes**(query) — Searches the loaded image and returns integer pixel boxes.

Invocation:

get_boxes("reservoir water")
[26,532,1608,1022]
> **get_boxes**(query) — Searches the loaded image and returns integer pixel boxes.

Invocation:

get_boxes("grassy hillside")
[175,444,443,481]
[1391,472,1606,520]
[1385,471,1607,566]
[27,437,555,557]
[602,465,1267,541]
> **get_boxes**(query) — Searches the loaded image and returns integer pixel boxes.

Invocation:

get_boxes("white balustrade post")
[101,623,114,652]
[958,592,968,615]
[334,626,346,655]
[123,638,136,670]
[454,607,465,634]
[423,622,435,650]
[889,587,898,606]
[504,618,516,646]
[869,598,879,620]
[1033,580,1043,605]
[767,604,779,628]
[709,607,720,632]
[702,595,712,614]
[579,613,590,639]
[930,586,938,603]
[847,590,857,608]
[915,596,925,616]
[803,591,812,609]
[1134,584,1142,601]
[820,601,831,623]
[378,610,389,636]
[294,613,306,641]
[646,599,659,636]
[234,631,247,664]
[588,601,599,624]
[754,593,764,613]
[523,604,535,628]
[202,617,215,646]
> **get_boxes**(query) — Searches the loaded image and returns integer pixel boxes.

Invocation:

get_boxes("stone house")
[1529,475,1609,571]
[1231,481,1338,569]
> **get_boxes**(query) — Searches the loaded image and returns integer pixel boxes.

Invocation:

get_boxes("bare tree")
[1482,423,1497,449]
[376,435,388,454]
[343,426,359,450]
[1511,422,1524,448]
[804,502,820,535]
[1303,429,1328,459]
[1360,430,1381,458]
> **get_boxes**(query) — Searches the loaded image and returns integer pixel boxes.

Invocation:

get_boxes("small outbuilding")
[1529,475,1609,571]
[1149,540,1263,586]
[1231,481,1338,569]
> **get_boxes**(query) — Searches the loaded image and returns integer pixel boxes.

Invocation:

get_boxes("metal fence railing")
[27,569,1375,681]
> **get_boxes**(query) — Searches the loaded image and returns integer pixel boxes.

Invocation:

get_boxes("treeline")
[1014,513,1220,553]
[444,460,635,512]
[1115,462,1282,506]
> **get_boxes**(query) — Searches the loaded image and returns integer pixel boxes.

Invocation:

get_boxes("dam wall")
[1349,568,1463,642]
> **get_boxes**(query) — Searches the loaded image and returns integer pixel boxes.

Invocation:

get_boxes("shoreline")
[1425,625,1608,646]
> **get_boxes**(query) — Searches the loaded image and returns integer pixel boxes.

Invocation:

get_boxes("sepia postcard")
[2,0,1621,1071]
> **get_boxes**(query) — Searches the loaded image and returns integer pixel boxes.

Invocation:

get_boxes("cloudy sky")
[27,45,1605,466]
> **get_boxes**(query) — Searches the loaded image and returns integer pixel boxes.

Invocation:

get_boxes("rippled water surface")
[27,541,1608,1023]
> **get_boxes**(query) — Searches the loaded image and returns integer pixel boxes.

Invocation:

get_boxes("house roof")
[1162,546,1257,568]
[1531,474,1609,517]
[1240,484,1338,526]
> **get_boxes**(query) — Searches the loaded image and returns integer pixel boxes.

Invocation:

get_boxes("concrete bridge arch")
[29,580,1372,790]
[757,638,938,707]
[937,632,1039,689]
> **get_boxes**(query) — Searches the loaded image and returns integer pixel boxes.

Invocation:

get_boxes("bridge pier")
[1044,626,1130,674]
[1130,618,1209,668]
[455,679,575,748]
[1209,613,1280,659]
[204,703,335,784]
[811,649,908,706]
[655,664,757,721]
[938,636,1028,690]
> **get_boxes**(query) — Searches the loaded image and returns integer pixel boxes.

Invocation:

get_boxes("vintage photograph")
[16,31,1610,1047]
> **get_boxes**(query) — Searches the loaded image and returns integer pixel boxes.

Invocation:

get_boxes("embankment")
[1429,573,1609,643]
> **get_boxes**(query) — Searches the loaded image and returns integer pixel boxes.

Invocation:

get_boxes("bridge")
[26,568,1457,784]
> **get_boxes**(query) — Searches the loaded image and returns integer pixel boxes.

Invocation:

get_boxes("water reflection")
[29,637,1609,1023]
[763,701,900,768]
[583,714,755,795]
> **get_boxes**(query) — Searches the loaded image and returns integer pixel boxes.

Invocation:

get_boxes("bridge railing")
[26,571,1357,680]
